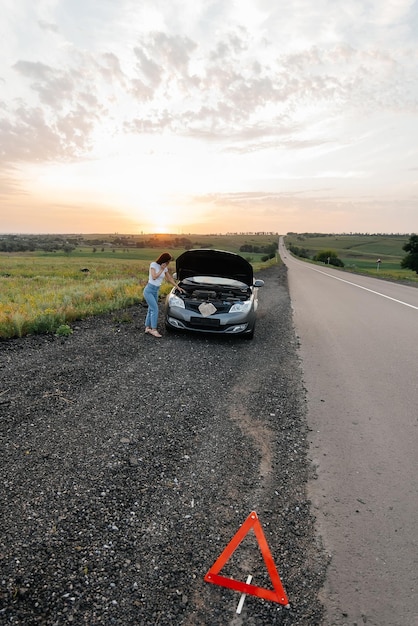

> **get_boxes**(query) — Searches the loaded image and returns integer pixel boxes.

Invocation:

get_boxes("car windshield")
[182,275,248,289]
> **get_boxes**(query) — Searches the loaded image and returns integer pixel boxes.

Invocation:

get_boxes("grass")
[3,231,415,340]
[284,233,418,284]
[0,236,279,339]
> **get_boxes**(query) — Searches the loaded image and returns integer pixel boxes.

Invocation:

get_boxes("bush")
[240,242,278,255]
[261,253,276,262]
[401,234,418,274]
[313,249,344,267]
[56,324,73,337]
[289,245,310,259]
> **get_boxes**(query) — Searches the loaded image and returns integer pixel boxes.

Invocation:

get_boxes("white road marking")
[309,267,418,310]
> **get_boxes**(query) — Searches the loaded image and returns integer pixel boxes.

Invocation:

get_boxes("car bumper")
[165,309,254,335]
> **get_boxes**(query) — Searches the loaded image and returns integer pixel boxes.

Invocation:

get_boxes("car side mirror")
[254,279,264,287]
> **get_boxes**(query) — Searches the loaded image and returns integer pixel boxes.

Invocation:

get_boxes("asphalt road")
[280,240,418,626]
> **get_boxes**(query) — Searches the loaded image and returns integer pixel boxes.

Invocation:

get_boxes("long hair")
[156,252,173,264]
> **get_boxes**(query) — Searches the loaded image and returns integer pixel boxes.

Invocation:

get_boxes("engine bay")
[177,284,250,304]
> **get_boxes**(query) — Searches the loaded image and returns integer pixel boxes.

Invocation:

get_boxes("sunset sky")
[1,0,418,235]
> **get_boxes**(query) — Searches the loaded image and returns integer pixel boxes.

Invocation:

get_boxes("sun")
[151,220,170,234]
[145,214,180,233]
[144,200,186,234]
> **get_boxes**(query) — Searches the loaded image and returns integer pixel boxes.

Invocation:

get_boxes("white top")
[148,262,168,287]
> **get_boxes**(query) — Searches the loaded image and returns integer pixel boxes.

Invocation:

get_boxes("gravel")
[0,264,327,625]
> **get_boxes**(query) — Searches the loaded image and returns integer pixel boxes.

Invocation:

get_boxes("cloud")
[98,53,127,86]
[3,0,417,171]
[0,167,28,197]
[13,60,76,108]
[38,20,58,34]
[0,103,98,163]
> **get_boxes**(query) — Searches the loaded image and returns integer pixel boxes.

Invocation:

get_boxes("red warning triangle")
[204,511,289,605]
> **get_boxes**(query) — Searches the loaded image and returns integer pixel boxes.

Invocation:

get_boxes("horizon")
[0,231,415,238]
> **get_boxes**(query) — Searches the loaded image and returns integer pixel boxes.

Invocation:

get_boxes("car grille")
[190,317,220,328]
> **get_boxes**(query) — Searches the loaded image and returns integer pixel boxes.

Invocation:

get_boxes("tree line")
[0,234,195,253]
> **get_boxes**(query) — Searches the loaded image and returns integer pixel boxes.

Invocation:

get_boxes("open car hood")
[175,249,254,286]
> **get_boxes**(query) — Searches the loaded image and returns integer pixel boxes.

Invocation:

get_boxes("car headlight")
[168,293,185,309]
[229,300,252,313]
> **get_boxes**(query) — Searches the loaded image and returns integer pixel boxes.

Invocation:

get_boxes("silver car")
[164,249,264,339]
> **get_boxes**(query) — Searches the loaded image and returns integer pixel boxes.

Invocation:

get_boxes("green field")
[0,234,279,339]
[5,231,415,340]
[284,233,417,283]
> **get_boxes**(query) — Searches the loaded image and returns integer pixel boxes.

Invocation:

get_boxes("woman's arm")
[150,263,167,281]
[165,270,185,292]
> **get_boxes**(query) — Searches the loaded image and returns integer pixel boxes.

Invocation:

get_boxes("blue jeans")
[143,283,160,329]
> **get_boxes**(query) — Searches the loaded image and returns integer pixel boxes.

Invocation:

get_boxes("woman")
[143,252,183,338]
